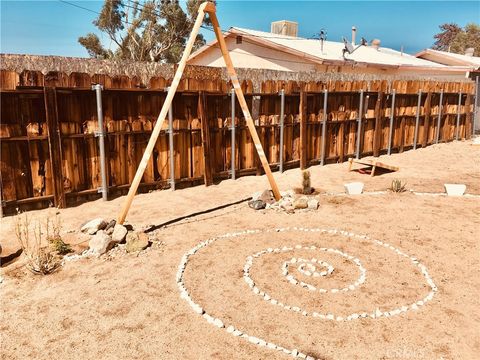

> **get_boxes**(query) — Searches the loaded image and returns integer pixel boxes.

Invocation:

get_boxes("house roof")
[415,48,480,67]
[189,27,472,73]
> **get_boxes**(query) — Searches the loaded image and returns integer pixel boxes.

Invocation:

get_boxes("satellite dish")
[342,37,354,54]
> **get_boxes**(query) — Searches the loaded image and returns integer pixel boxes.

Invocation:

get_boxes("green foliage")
[450,23,480,56]
[433,23,480,56]
[78,0,211,63]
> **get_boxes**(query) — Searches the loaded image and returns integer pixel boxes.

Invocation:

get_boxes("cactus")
[302,170,312,195]
[391,179,406,193]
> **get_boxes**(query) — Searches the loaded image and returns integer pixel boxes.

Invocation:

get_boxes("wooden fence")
[0,70,475,214]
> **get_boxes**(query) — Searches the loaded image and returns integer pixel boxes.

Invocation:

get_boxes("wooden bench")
[348,158,399,177]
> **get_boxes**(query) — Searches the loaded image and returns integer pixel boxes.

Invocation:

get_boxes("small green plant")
[391,179,407,193]
[15,213,61,275]
[302,170,312,195]
[46,214,71,255]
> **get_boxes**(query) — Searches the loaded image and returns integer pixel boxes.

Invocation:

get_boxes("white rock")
[344,182,364,195]
[213,318,224,328]
[444,183,466,196]
[226,325,235,333]
[111,224,128,243]
[233,329,242,336]
[307,199,319,210]
[81,218,107,235]
[88,230,114,255]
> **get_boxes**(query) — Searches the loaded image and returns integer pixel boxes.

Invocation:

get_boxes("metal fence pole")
[387,90,396,155]
[455,92,462,140]
[230,88,236,180]
[167,90,175,190]
[413,90,422,150]
[320,89,328,166]
[92,84,108,201]
[279,89,285,173]
[435,90,444,144]
[355,90,364,159]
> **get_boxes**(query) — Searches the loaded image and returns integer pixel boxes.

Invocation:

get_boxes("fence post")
[373,92,384,157]
[422,92,432,148]
[455,92,462,141]
[413,90,422,150]
[474,75,479,135]
[166,87,175,190]
[279,89,285,173]
[356,90,364,159]
[321,89,328,165]
[435,90,444,144]
[387,90,396,155]
[299,88,307,169]
[230,88,236,180]
[198,91,213,186]
[43,87,66,208]
[92,84,108,201]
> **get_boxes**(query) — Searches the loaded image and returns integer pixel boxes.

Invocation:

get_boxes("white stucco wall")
[188,37,317,72]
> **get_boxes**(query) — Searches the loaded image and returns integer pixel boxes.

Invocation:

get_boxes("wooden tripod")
[117,1,281,224]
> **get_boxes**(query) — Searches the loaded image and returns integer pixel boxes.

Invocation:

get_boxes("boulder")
[88,230,114,255]
[111,224,128,244]
[81,218,107,235]
[258,190,275,204]
[307,198,319,210]
[248,199,266,210]
[293,197,308,209]
[125,232,150,253]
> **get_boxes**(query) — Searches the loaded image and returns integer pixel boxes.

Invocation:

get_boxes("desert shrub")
[302,170,312,195]
[390,179,407,193]
[15,213,61,275]
[46,214,71,255]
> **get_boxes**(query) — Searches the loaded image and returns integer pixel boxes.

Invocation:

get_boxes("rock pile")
[248,189,319,213]
[80,218,151,256]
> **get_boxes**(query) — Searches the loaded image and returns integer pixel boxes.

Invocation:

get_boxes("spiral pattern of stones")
[176,227,438,360]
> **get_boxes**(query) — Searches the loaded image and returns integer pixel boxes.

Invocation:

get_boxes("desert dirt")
[1,140,479,360]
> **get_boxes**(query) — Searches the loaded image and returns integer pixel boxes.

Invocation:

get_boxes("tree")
[78,0,210,63]
[450,23,480,56]
[432,23,462,51]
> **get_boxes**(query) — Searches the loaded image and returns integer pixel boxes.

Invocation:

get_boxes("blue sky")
[1,1,479,58]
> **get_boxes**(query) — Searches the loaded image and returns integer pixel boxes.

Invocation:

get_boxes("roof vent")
[351,26,357,46]
[371,39,381,50]
[271,20,298,37]
[465,47,475,57]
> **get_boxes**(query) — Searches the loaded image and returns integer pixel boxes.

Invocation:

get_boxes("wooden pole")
[44,87,66,208]
[422,92,432,148]
[117,2,212,224]
[198,91,213,186]
[299,88,307,169]
[372,92,384,157]
[206,5,281,200]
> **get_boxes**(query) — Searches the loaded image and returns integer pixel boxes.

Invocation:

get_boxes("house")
[188,21,472,79]
[415,48,480,68]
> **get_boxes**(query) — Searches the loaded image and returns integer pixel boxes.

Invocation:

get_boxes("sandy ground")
[1,140,479,359]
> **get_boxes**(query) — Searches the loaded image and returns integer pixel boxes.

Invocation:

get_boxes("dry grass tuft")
[15,213,61,275]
